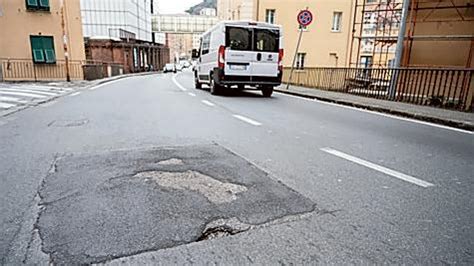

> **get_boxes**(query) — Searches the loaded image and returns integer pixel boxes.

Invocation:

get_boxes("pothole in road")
[135,170,247,204]
[36,145,316,264]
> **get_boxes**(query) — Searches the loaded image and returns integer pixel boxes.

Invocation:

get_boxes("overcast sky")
[158,0,203,14]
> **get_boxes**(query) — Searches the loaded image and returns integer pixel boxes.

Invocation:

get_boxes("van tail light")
[218,45,225,69]
[278,49,284,71]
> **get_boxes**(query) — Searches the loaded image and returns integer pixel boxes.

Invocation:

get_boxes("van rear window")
[226,26,280,52]
[226,27,251,51]
[254,29,279,52]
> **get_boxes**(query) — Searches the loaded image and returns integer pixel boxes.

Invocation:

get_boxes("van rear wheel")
[194,74,202,89]
[210,78,222,95]
[261,86,273,97]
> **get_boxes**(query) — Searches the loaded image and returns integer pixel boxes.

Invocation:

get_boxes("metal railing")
[0,58,84,81]
[0,58,125,82]
[283,67,474,111]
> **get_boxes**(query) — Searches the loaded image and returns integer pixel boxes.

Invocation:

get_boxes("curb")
[275,88,474,132]
[85,71,161,88]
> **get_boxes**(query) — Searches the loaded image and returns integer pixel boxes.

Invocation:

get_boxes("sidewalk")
[275,84,474,131]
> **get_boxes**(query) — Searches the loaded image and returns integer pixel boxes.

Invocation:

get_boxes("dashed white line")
[232,114,262,126]
[201,100,215,107]
[188,92,196,97]
[275,92,473,135]
[172,74,187,91]
[320,147,435,188]
[70,92,81,96]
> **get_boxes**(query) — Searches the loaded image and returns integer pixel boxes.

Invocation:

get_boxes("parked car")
[176,64,184,71]
[163,63,176,73]
[193,21,284,97]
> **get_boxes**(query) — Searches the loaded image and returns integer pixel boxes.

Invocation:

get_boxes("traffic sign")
[297,10,313,27]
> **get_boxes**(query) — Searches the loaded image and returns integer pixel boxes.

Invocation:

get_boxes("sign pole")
[286,27,304,90]
[286,8,312,90]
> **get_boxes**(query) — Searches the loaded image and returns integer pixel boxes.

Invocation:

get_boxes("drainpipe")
[389,0,410,99]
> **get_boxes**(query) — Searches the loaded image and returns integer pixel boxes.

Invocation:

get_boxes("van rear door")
[224,27,254,76]
[251,28,280,77]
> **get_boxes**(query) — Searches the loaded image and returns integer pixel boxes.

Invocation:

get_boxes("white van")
[194,21,284,97]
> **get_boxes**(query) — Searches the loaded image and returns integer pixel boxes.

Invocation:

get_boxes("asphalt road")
[1,70,472,264]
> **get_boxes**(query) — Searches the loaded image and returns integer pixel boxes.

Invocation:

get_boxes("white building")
[80,0,153,42]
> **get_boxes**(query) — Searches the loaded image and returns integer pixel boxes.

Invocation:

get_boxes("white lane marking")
[188,92,196,97]
[232,114,262,126]
[70,92,81,96]
[0,102,16,109]
[0,96,27,103]
[201,100,215,107]
[172,74,188,91]
[275,92,473,135]
[0,88,58,96]
[320,147,435,188]
[0,91,46,98]
[87,77,136,91]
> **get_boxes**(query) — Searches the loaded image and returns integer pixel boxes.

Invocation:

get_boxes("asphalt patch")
[37,145,315,264]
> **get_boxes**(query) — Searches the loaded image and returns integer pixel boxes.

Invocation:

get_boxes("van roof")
[202,21,282,36]
[220,20,281,29]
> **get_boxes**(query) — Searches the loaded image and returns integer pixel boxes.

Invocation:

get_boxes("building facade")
[0,0,86,81]
[217,0,354,67]
[217,0,254,20]
[80,0,153,42]
[80,0,169,73]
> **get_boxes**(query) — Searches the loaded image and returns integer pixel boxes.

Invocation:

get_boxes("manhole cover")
[37,145,315,264]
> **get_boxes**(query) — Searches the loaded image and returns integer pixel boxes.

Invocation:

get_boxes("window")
[360,56,373,68]
[332,12,342,32]
[226,27,251,51]
[265,9,275,24]
[254,29,279,52]
[226,27,280,52]
[295,53,306,69]
[26,0,50,11]
[30,36,56,64]
[201,33,211,55]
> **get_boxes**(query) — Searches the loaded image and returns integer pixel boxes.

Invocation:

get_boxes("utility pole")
[60,0,70,82]
[389,0,410,99]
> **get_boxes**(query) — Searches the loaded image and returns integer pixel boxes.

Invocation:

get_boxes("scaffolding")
[350,0,474,68]
[350,0,403,68]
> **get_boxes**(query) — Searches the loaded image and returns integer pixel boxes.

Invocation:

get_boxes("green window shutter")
[42,37,56,63]
[39,0,49,9]
[33,49,45,62]
[44,49,56,63]
[30,36,45,63]
[27,0,39,7]
[39,0,48,6]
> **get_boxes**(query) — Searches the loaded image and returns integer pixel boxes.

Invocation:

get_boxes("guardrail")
[282,67,474,111]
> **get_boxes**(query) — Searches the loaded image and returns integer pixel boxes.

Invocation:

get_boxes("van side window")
[254,29,279,52]
[226,27,251,51]
[202,33,211,55]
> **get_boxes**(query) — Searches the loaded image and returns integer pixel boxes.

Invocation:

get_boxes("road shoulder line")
[320,147,434,188]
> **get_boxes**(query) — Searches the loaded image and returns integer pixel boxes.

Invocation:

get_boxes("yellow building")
[217,0,355,67]
[0,0,86,81]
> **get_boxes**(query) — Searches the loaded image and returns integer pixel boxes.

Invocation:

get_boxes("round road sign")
[297,10,313,27]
